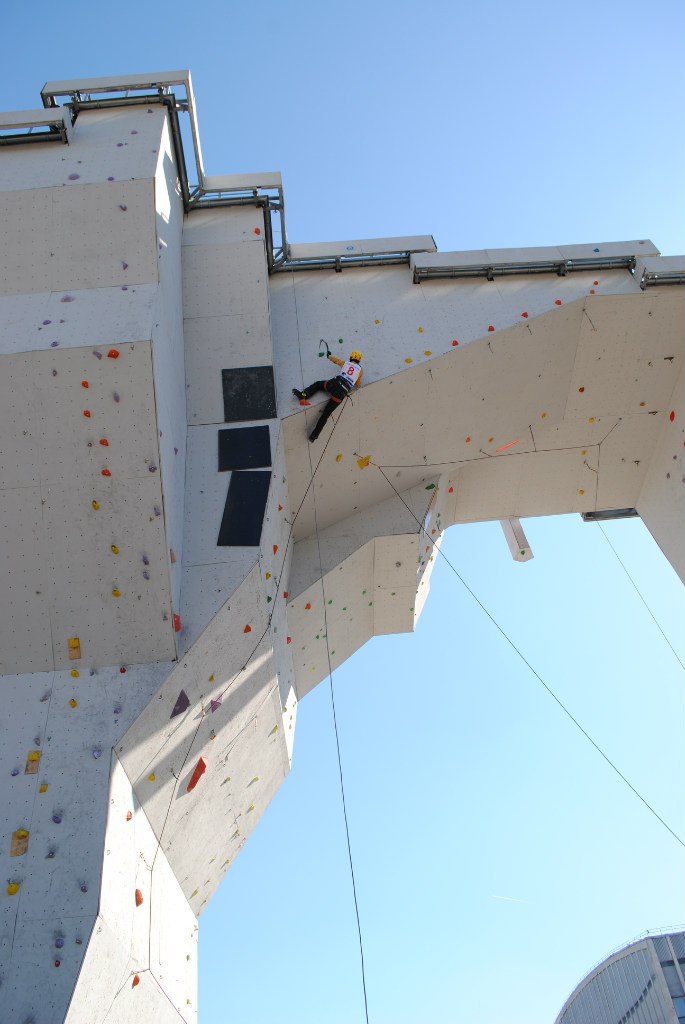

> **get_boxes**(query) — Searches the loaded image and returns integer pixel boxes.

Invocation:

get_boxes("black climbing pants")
[302,378,348,440]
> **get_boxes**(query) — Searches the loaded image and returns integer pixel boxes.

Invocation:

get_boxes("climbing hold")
[149,464,158,473]
[593,280,599,285]
[424,350,432,356]
[92,749,101,759]
[7,883,20,896]
[52,813,62,824]
[11,829,29,857]
[113,392,120,402]
[248,776,259,786]
[488,325,495,332]
[336,453,343,463]
[243,624,252,633]
[404,358,413,364]
[540,412,547,419]
[578,387,585,393]
[278,504,283,511]
[265,572,272,580]
[286,636,292,644]
[299,399,311,406]
[273,544,279,555]
[110,544,119,555]
[132,975,140,988]
[465,436,471,443]
[99,439,109,447]
[425,483,435,490]
[254,227,261,235]
[269,724,279,736]
[119,666,126,674]
[521,312,528,318]
[126,810,132,821]
[452,340,459,346]
[187,757,207,793]
[283,591,289,599]
[39,783,48,793]
[68,637,81,659]
[590,289,596,294]
[554,299,562,305]
[417,327,424,333]
[101,469,111,478]
[148,773,156,782]
[581,450,587,456]
[588,418,595,424]
[210,697,222,713]
[111,588,121,598]
[173,613,181,633]
[107,349,119,359]
[209,674,214,683]
[135,889,144,907]
[91,500,100,511]
[70,669,80,678]
[670,410,676,422]
[304,603,311,611]
[83,409,91,418]
[69,699,78,708]
[25,751,41,774]
[170,689,190,718]
[247,804,255,812]
[266,596,272,603]
[448,486,454,493]
[578,489,585,496]
[356,455,370,470]
[81,380,89,389]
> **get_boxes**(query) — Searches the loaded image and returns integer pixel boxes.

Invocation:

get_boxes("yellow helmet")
[349,350,362,362]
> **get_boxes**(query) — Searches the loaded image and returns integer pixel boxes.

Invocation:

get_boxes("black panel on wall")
[217,471,271,546]
[218,425,272,472]
[222,366,277,422]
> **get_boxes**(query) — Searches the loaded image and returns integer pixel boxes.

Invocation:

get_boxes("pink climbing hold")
[187,757,207,793]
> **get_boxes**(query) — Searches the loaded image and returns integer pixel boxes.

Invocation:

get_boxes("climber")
[292,345,364,442]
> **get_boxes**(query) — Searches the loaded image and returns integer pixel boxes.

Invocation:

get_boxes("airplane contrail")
[491,894,527,903]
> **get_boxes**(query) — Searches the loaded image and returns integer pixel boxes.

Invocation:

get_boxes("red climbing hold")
[448,486,454,493]
[187,757,207,793]
[132,974,140,988]
[670,410,676,422]
[521,312,528,318]
[451,340,459,346]
[254,227,261,235]
[81,380,89,389]
[578,387,585,393]
[273,544,278,555]
[173,613,181,633]
[99,438,109,446]
[554,299,562,305]
[83,410,91,418]
[278,504,283,512]
[135,889,144,907]
[107,349,119,359]
[101,469,111,477]
[286,636,292,645]
[488,325,495,332]
[243,624,252,633]
[304,603,311,610]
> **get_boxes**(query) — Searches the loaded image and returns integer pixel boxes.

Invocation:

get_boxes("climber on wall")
[292,344,364,442]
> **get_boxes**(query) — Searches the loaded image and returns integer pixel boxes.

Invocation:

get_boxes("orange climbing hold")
[107,349,119,359]
[99,438,109,447]
[126,810,132,822]
[187,756,207,793]
[299,399,311,406]
[135,889,144,907]
[132,974,140,988]
[304,603,311,610]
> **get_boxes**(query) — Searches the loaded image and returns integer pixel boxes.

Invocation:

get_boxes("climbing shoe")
[292,388,306,400]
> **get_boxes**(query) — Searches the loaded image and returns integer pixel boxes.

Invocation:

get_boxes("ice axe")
[318,339,331,358]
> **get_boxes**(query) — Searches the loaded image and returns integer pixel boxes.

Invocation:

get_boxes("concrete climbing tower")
[0,71,683,1023]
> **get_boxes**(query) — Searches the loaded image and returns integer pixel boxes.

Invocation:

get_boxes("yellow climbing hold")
[70,669,80,678]
[69,699,78,708]
[39,783,48,794]
[588,417,595,424]
[356,455,370,470]
[148,773,156,782]
[540,412,547,419]
[110,545,119,555]
[417,327,424,333]
[269,724,279,736]
[404,357,413,364]
[374,319,380,325]
[91,500,100,511]
[111,588,121,598]
[209,674,214,683]
[265,572,271,581]
[247,804,255,813]
[7,883,20,896]
[336,453,343,463]
[581,450,587,456]
[578,489,585,496]
[424,350,432,356]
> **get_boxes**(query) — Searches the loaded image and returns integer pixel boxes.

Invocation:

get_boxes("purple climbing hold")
[68,173,80,180]
[170,689,190,719]
[210,697,222,713]
[80,883,88,893]
[42,320,51,325]
[50,341,59,348]
[153,507,161,517]
[117,142,123,147]
[113,392,120,403]
[114,706,122,715]
[11,768,20,777]
[119,205,127,211]
[55,938,64,948]
[148,464,157,473]
[52,814,62,824]
[107,176,115,181]
[60,295,74,303]
[142,555,150,565]
[92,350,102,359]
[121,286,128,291]
[92,749,102,759]
[122,261,128,270]
[143,571,150,580]
[131,130,138,135]
[174,447,178,455]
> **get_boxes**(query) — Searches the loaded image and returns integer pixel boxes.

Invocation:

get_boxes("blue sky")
[4,2,684,1021]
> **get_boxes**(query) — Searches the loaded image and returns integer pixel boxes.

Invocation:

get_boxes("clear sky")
[3,2,684,1021]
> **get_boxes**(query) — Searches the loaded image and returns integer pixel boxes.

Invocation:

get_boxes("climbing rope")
[369,458,685,852]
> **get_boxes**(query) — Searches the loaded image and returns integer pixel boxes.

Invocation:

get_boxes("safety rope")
[369,458,685,852]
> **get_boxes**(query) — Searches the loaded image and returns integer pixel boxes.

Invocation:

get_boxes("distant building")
[555,931,685,1024]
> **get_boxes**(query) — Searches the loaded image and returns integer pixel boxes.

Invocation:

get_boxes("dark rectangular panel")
[222,366,276,423]
[218,425,272,472]
[217,471,271,546]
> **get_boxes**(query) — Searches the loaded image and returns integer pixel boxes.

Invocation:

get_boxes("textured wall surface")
[0,76,683,1024]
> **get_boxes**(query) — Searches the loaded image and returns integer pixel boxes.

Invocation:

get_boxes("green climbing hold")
[315,634,320,640]
[425,483,435,490]
[266,596,272,603]
[327,599,332,605]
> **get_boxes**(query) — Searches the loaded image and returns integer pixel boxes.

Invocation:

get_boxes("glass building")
[555,931,685,1024]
